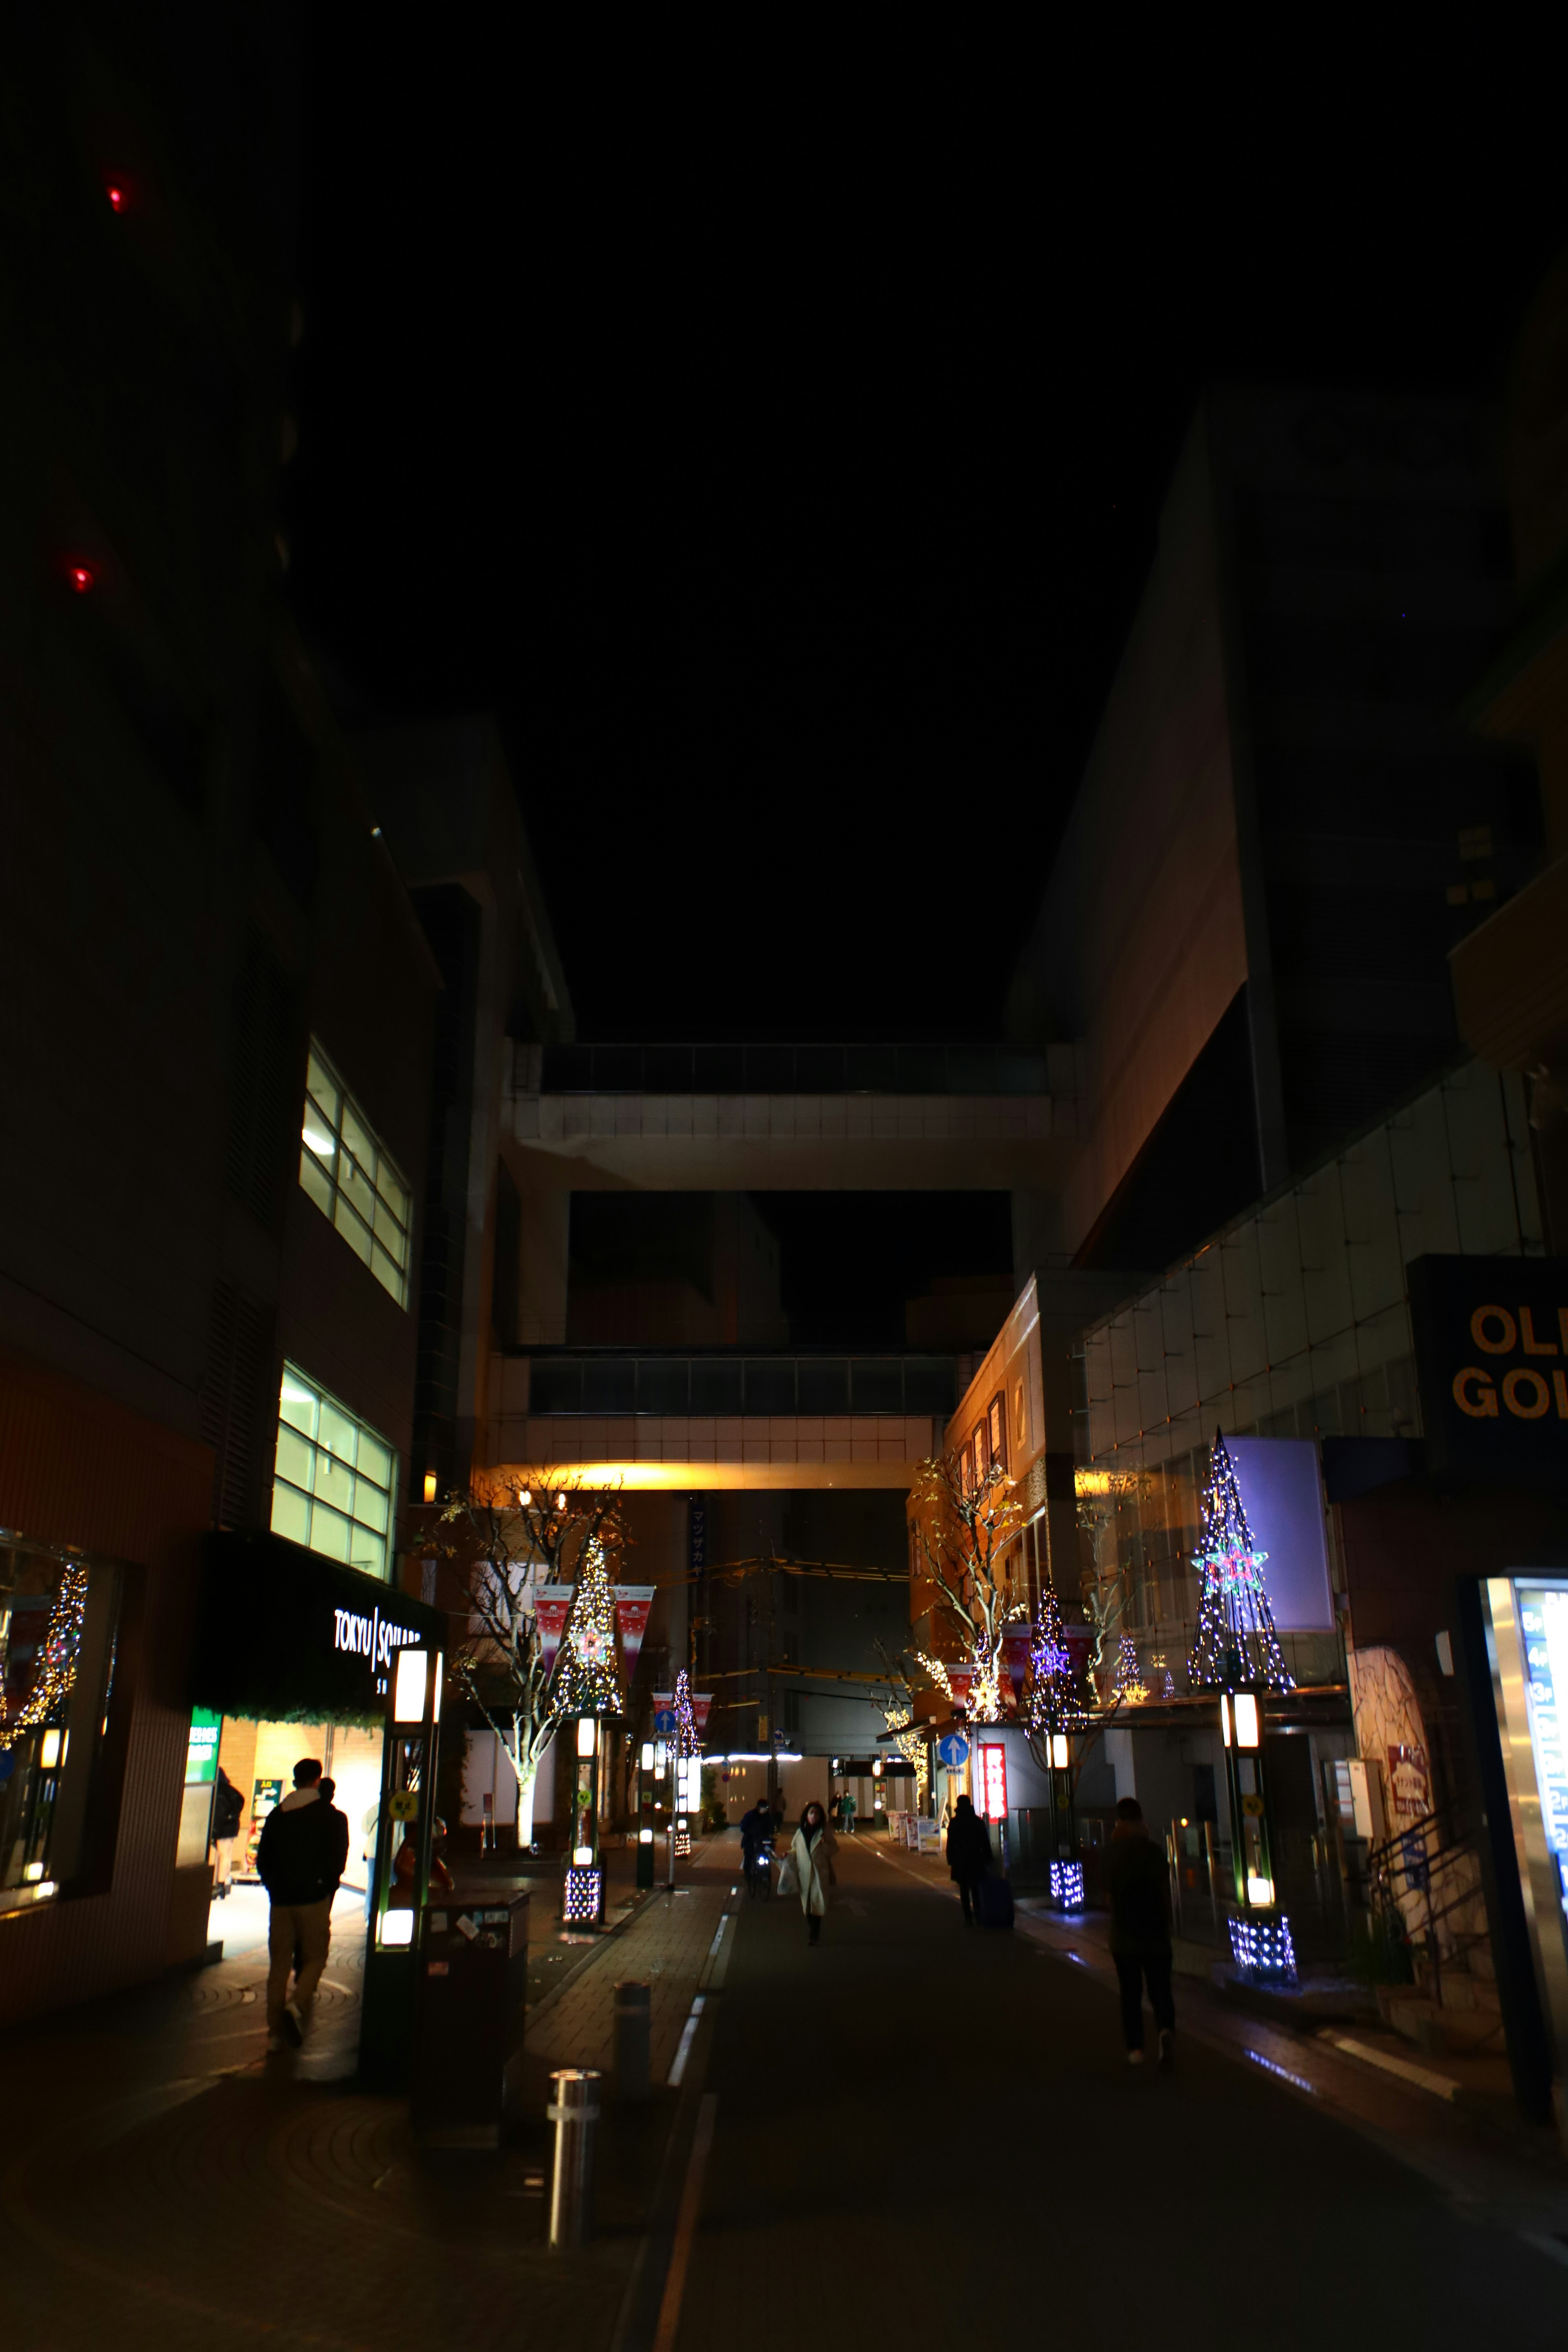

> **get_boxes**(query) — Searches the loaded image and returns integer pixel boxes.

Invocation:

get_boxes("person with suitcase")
[1107,1795,1175,2066]
[945,1793,992,1926]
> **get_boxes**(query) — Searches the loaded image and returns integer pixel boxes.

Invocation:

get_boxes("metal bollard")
[613,1979,651,2102]
[547,2068,601,2247]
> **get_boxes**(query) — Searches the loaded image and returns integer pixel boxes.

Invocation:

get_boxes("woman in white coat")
[790,1800,837,1945]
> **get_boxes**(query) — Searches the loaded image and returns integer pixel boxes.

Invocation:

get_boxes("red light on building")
[105,184,125,212]
[979,1742,1008,1822]
[67,564,96,595]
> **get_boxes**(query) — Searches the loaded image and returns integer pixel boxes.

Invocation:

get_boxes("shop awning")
[191,1530,446,1725]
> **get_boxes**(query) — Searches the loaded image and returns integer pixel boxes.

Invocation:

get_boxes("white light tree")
[435,1468,628,1849]
[907,1450,1027,1721]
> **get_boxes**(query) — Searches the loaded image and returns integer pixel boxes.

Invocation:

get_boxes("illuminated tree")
[1114,1631,1148,1704]
[1024,1578,1090,1761]
[552,1540,624,1717]
[436,1468,628,1845]
[673,1667,699,1757]
[1187,1431,1293,1693]
[908,1451,1027,1723]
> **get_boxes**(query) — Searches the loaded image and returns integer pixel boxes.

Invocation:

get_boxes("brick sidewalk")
[0,1837,742,2352]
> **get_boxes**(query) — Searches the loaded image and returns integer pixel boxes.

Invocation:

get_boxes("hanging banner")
[693,1692,714,1735]
[652,1691,677,1734]
[947,1665,975,1710]
[1002,1628,1033,1706]
[613,1585,656,1679]
[536,1585,575,1677]
[1060,1624,1094,1686]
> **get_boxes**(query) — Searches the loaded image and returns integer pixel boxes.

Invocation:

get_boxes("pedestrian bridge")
[501,1038,1078,1194]
[483,1347,953,1488]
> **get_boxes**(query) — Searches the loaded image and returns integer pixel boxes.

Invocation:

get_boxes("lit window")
[298,1041,412,1307]
[271,1362,396,1580]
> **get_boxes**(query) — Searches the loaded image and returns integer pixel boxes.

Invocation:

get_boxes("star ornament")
[575,1624,609,1663]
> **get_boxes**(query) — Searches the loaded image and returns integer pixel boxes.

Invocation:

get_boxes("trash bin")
[411,1889,530,2146]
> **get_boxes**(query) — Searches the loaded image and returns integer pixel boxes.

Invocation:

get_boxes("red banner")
[947,1665,975,1710]
[1002,1628,1033,1706]
[693,1693,713,1735]
[536,1585,574,1677]
[613,1585,656,1679]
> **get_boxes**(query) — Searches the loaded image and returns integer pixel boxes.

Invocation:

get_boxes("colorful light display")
[1228,1911,1297,1982]
[1187,1432,1294,1693]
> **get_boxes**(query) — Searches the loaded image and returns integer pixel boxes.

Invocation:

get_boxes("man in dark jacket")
[210,1765,244,1899]
[945,1792,992,1925]
[1106,1795,1174,2066]
[256,1759,341,2052]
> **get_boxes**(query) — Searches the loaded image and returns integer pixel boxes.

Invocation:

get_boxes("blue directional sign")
[653,1707,677,1735]
[936,1733,970,1770]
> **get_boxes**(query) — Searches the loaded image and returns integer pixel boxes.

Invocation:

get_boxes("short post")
[547,2068,601,2247]
[614,1978,651,2101]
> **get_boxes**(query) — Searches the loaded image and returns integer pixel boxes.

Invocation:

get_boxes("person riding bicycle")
[740,1795,775,1892]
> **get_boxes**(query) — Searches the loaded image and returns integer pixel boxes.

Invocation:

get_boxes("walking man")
[945,1791,991,1925]
[256,1758,341,2052]
[209,1764,244,1898]
[840,1784,857,1837]
[1107,1795,1175,2067]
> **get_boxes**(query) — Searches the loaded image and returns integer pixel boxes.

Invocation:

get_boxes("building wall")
[0,1348,214,2025]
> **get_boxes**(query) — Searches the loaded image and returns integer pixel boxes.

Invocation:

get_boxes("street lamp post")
[1221,1682,1295,1979]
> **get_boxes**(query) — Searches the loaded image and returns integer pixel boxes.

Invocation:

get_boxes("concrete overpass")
[483,1346,954,1489]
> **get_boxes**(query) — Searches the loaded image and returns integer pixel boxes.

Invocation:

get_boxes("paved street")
[7,1830,1568,2349]
[674,1835,1568,2350]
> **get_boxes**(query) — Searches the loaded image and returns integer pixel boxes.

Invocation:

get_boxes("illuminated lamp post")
[636,1737,656,1889]
[361,1640,442,2089]
[1188,1432,1296,1984]
[563,1715,604,1927]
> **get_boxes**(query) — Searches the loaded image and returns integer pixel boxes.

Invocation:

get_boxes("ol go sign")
[1409,1255,1568,1485]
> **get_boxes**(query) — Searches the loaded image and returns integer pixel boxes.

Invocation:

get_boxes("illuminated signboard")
[979,1742,1008,1822]
[1517,1582,1568,1920]
[1409,1256,1568,1484]
[185,1707,221,1786]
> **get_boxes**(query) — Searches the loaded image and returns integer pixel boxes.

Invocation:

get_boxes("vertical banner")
[1002,1628,1033,1709]
[979,1742,1009,1822]
[947,1665,975,1711]
[613,1585,657,1679]
[689,1498,708,1575]
[693,1693,714,1736]
[535,1586,575,1677]
[652,1692,677,1734]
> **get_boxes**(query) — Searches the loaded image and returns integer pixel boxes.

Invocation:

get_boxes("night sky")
[285,39,1566,1051]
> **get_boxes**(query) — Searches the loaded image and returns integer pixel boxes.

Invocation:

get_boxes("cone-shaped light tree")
[552,1538,625,1717]
[1186,1431,1294,1692]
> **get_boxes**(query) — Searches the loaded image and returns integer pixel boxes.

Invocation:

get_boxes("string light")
[1187,1432,1294,1693]
[1114,1632,1149,1705]
[0,1564,89,1752]
[1049,1860,1085,1907]
[552,1541,623,1716]
[1229,1912,1296,1982]
[563,1865,602,1924]
[1025,1581,1089,1741]
[673,1668,698,1758]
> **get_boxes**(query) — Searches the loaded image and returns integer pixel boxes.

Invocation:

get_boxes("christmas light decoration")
[1049,1860,1085,1907]
[1186,1432,1294,1693]
[551,1542,623,1717]
[1114,1632,1148,1705]
[1025,1583,1089,1740]
[673,1668,699,1757]
[563,1865,603,1924]
[1229,1911,1296,1983]
[0,1564,89,1752]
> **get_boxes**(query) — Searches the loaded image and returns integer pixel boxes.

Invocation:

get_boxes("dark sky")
[285,36,1567,1047]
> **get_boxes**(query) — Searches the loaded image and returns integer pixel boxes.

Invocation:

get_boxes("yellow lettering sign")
[1452,1367,1497,1418]
[1470,1306,1517,1354]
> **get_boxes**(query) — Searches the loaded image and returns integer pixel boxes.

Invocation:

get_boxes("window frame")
[270,1360,399,1584]
[989,1391,1007,1471]
[298,1040,413,1309]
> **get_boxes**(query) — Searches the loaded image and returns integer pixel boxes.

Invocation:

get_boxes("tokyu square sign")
[1409,1254,1568,1485]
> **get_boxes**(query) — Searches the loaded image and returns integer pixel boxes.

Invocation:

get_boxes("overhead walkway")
[501,1037,1078,1193]
[484,1346,954,1489]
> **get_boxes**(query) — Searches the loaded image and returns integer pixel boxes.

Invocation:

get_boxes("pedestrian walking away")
[945,1791,992,1925]
[790,1800,837,1944]
[255,1758,342,2052]
[839,1786,857,1836]
[209,1763,244,1899]
[1106,1795,1175,2066]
